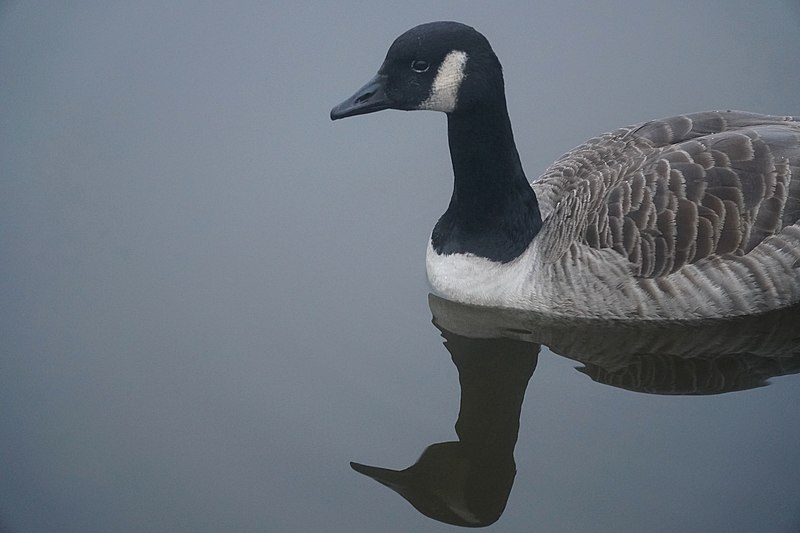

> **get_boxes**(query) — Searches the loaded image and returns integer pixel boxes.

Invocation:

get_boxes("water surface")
[2,2,800,532]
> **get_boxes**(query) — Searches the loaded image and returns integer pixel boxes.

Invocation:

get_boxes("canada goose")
[331,21,800,320]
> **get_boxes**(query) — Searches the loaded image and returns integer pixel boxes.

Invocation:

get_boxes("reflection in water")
[431,295,800,396]
[352,334,537,527]
[352,296,800,527]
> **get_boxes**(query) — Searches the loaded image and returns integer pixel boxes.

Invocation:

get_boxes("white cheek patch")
[419,50,468,112]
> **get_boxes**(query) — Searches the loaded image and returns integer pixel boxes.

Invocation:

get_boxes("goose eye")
[411,60,429,73]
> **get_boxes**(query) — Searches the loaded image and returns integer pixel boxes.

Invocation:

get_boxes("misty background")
[2,1,800,532]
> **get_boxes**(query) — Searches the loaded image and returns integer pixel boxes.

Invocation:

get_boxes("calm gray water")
[2,2,800,532]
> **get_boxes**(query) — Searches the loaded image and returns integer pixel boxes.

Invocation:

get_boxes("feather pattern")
[527,110,800,319]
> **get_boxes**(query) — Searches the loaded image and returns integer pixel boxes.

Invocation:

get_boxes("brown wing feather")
[542,111,800,277]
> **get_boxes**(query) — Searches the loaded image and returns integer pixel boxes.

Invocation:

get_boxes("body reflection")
[352,296,800,527]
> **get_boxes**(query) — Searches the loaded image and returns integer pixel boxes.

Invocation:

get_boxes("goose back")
[531,110,800,318]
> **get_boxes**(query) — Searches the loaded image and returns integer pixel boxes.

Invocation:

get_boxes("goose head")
[330,21,504,120]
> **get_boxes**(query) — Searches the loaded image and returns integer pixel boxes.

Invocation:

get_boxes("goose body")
[331,21,800,320]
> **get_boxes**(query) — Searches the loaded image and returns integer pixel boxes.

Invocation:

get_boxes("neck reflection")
[351,296,800,527]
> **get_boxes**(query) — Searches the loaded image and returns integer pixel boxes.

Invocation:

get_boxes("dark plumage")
[332,22,800,319]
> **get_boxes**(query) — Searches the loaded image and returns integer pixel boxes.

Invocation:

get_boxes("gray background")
[2,1,800,531]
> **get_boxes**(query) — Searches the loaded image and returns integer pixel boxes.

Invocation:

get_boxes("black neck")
[431,99,542,263]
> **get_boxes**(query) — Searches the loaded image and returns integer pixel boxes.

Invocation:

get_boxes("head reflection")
[351,296,800,527]
[352,334,538,527]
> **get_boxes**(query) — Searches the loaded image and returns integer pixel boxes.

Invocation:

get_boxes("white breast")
[425,238,544,310]
[427,230,800,320]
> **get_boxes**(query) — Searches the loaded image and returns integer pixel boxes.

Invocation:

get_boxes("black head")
[330,22,504,120]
